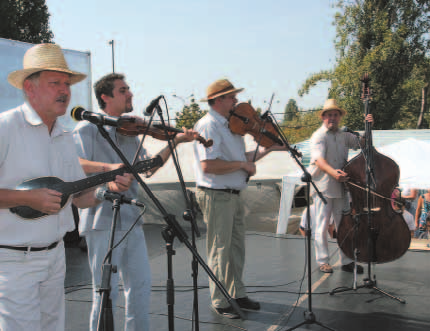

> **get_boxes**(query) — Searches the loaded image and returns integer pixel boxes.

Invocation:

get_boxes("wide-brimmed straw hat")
[200,78,244,102]
[8,43,87,89]
[319,99,346,117]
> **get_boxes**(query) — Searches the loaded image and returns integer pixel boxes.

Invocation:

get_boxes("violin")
[116,115,213,148]
[228,103,302,157]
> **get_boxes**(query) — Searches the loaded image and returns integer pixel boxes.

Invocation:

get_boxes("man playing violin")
[309,99,373,274]
[73,73,198,331]
[0,44,104,331]
[193,78,284,319]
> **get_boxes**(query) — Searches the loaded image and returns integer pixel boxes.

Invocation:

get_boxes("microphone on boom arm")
[71,106,126,127]
[144,95,163,116]
[95,187,145,208]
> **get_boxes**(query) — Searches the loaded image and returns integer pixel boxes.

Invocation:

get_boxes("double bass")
[336,74,411,264]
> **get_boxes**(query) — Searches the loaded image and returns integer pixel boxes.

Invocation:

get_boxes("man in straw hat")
[0,43,125,330]
[73,72,198,331]
[193,78,285,318]
[308,98,373,274]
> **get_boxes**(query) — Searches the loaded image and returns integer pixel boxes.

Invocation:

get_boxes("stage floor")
[65,224,430,330]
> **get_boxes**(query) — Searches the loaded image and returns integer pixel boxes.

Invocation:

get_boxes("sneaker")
[236,296,260,310]
[319,263,333,273]
[341,262,364,274]
[210,305,240,319]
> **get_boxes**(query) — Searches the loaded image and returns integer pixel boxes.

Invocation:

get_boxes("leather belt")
[0,241,60,252]
[197,186,240,195]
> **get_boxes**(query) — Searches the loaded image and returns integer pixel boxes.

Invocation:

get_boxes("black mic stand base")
[329,272,406,304]
[281,173,336,331]
[285,311,337,331]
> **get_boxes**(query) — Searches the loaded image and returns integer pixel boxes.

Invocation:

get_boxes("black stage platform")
[65,224,430,330]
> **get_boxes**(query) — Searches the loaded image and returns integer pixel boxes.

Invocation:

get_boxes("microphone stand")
[95,120,244,331]
[97,197,121,331]
[153,103,202,331]
[260,111,335,331]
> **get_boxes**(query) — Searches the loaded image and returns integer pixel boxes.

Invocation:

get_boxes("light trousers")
[0,242,65,331]
[196,189,247,308]
[313,195,352,266]
[85,227,151,331]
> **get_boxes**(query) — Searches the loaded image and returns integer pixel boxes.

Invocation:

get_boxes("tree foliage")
[281,106,322,144]
[175,99,208,129]
[283,99,299,122]
[0,0,53,43]
[299,0,430,130]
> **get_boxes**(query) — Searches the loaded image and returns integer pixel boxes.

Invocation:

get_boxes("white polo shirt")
[0,103,85,246]
[309,125,359,198]
[193,109,248,190]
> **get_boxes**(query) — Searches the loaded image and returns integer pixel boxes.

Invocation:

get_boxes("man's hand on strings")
[334,169,350,183]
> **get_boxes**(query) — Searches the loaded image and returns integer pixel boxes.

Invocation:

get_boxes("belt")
[0,241,60,252]
[197,186,241,195]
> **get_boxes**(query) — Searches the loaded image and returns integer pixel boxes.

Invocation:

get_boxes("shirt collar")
[209,108,228,127]
[21,102,68,137]
[321,124,341,134]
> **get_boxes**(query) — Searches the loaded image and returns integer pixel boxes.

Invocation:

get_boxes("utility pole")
[108,40,115,73]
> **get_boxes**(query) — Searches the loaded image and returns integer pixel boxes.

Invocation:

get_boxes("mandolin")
[10,155,163,220]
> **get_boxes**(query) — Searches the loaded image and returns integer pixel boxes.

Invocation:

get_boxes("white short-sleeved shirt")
[0,103,85,246]
[73,120,150,233]
[193,109,248,190]
[309,125,359,198]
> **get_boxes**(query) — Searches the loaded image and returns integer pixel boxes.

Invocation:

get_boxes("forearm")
[79,158,113,175]
[246,148,269,162]
[201,159,246,175]
[72,188,101,209]
[0,189,32,209]
[315,158,338,178]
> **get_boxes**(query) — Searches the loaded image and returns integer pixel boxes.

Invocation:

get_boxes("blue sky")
[46,0,337,120]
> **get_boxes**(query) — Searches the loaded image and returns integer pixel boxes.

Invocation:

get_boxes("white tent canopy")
[377,138,430,189]
[144,135,300,184]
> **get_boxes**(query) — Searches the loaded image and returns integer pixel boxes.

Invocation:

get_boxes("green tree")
[175,99,207,129]
[0,0,53,43]
[283,99,299,122]
[281,108,321,144]
[299,0,430,130]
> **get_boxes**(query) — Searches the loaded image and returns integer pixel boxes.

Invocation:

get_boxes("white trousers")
[313,196,352,266]
[86,227,151,331]
[0,242,66,331]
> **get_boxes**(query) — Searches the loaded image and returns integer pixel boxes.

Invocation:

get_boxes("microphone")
[95,187,145,208]
[144,95,163,116]
[71,106,124,127]
[342,126,360,137]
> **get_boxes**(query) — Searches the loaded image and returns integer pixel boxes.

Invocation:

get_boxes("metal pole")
[109,40,115,73]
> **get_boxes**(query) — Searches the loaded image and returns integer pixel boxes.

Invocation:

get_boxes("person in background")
[414,189,430,239]
[0,43,103,331]
[193,78,285,319]
[73,72,198,331]
[392,188,415,238]
[308,99,373,274]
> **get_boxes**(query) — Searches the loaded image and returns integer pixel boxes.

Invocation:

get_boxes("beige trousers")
[196,189,247,308]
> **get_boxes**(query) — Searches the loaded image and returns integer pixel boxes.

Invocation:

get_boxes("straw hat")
[320,99,346,117]
[200,79,244,102]
[8,43,87,89]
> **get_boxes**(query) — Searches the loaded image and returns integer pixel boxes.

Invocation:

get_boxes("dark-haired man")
[73,73,198,330]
